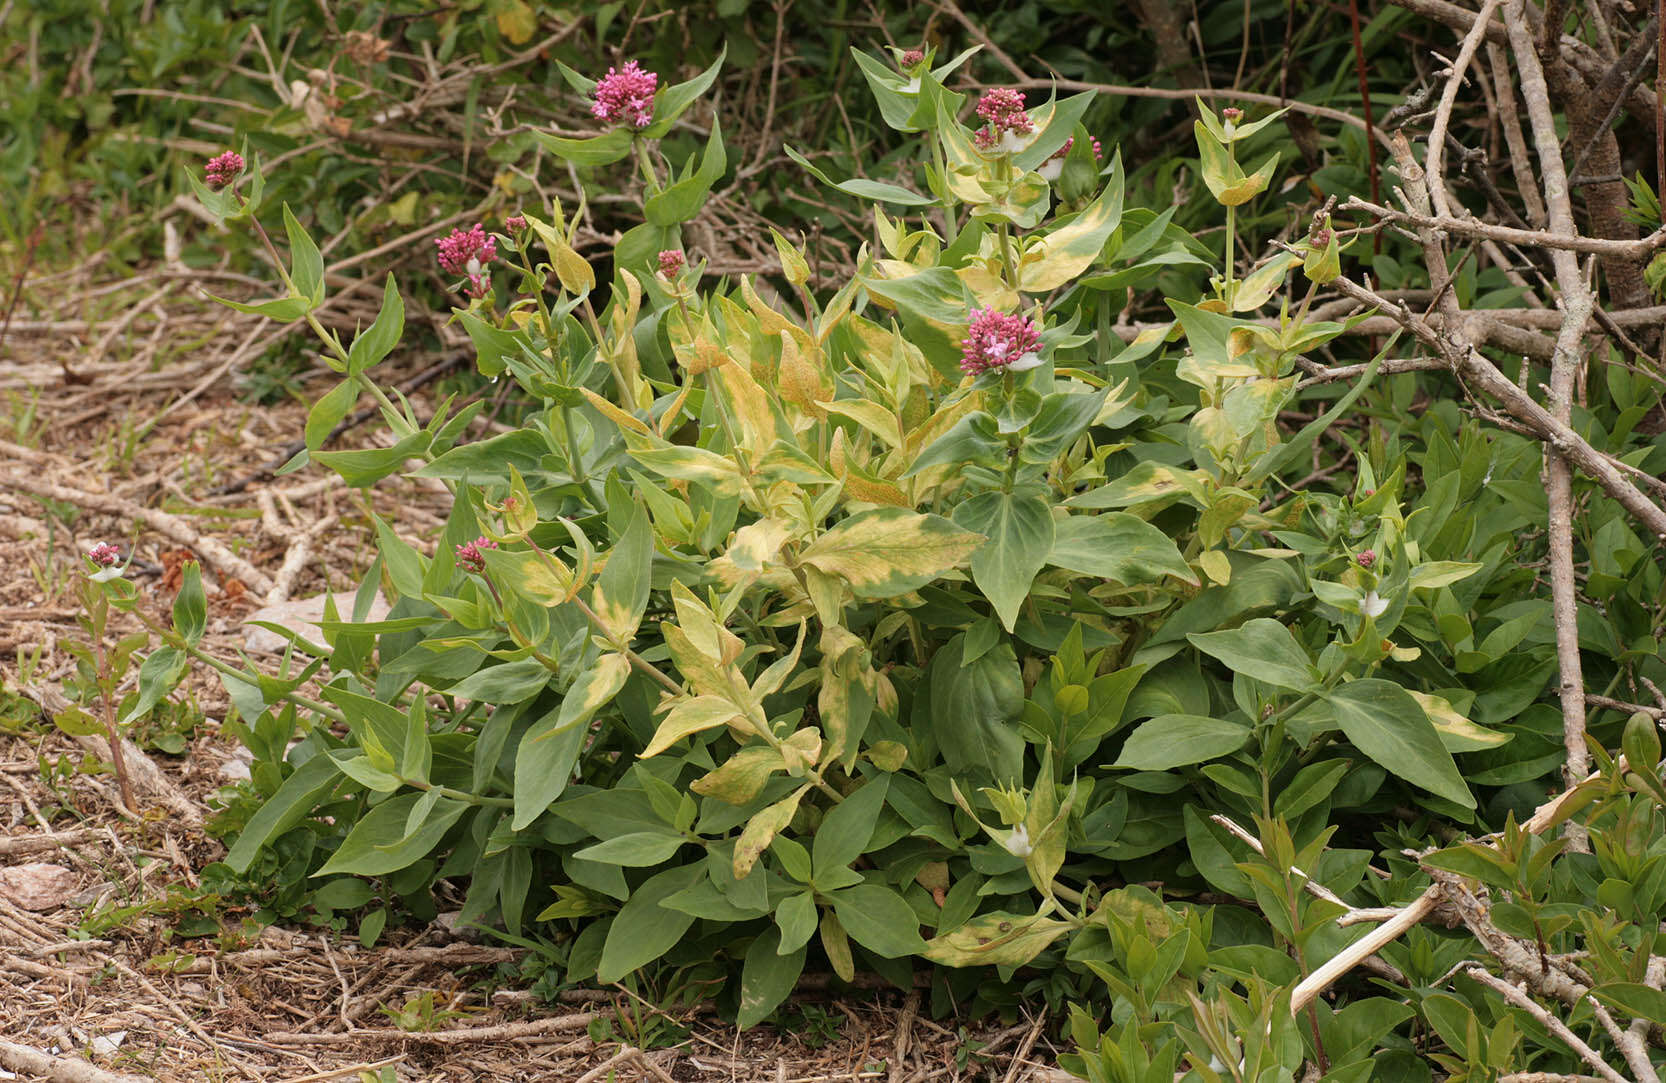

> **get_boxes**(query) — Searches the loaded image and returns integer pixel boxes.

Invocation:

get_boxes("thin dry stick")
[1489,41,1548,226]
[1342,199,1666,257]
[274,1056,407,1083]
[261,1012,600,1045]
[1210,815,1402,927]
[0,1039,151,1083]
[1466,969,1628,1083]
[1504,0,1594,824]
[1425,0,1505,220]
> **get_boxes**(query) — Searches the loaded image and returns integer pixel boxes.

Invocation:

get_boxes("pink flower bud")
[973,88,1034,152]
[657,249,686,277]
[1356,550,1376,569]
[205,151,245,190]
[505,214,526,231]
[88,542,120,567]
[455,536,499,574]
[1221,107,1243,123]
[591,60,659,130]
[900,49,924,68]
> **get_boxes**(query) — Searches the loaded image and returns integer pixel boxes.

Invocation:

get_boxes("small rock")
[243,591,389,654]
[0,863,78,910]
[88,1031,126,1056]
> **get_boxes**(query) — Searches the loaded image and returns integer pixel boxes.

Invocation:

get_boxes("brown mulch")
[0,271,1071,1081]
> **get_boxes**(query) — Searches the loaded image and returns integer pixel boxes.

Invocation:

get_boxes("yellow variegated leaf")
[1019,178,1124,293]
[580,388,653,436]
[715,358,779,452]
[769,228,811,287]
[726,518,792,573]
[1198,549,1232,586]
[801,565,846,627]
[670,581,745,666]
[798,508,981,598]
[781,727,822,772]
[815,277,859,344]
[820,398,902,449]
[691,745,787,805]
[619,428,744,496]
[956,264,1018,311]
[1231,250,1299,312]
[777,330,830,417]
[734,785,810,879]
[1411,691,1512,752]
[663,622,751,704]
[642,695,748,758]
[829,430,909,507]
[739,275,798,338]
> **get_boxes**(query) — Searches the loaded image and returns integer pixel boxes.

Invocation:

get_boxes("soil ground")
[0,267,1068,1081]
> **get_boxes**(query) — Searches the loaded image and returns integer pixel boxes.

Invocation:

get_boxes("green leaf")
[784,145,934,206]
[1324,679,1475,808]
[592,501,654,643]
[923,909,1071,968]
[953,491,1054,632]
[1020,390,1108,463]
[928,635,1025,785]
[829,883,926,958]
[904,411,1004,476]
[645,120,727,226]
[574,831,687,866]
[512,654,630,829]
[202,292,312,322]
[532,127,635,167]
[117,646,186,729]
[811,776,889,881]
[1187,619,1317,692]
[1591,983,1666,1025]
[596,864,703,982]
[1113,715,1251,770]
[738,926,807,1029]
[305,379,358,453]
[642,44,726,138]
[225,755,344,872]
[282,204,325,305]
[1048,514,1197,586]
[775,891,818,954]
[346,274,405,375]
[171,562,206,646]
[315,793,468,877]
[446,657,552,705]
[800,508,982,599]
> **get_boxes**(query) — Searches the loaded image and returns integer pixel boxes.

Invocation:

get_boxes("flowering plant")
[133,45,1655,1075]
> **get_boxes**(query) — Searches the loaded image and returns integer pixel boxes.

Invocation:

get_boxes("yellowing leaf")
[777,330,829,417]
[799,508,981,597]
[1411,691,1512,752]
[692,745,786,805]
[642,695,748,758]
[726,519,792,572]
[493,0,537,44]
[923,910,1071,968]
[1019,173,1124,292]
[734,785,810,879]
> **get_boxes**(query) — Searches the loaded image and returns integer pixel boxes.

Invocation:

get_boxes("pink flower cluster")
[591,61,658,130]
[435,225,497,297]
[657,249,685,277]
[1356,550,1376,570]
[505,214,526,231]
[960,307,1041,376]
[455,536,499,574]
[900,49,924,68]
[205,151,244,190]
[972,88,1034,151]
[87,542,121,567]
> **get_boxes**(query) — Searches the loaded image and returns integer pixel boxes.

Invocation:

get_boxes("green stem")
[1223,202,1237,302]
[997,221,1019,291]
[408,777,514,809]
[634,138,662,196]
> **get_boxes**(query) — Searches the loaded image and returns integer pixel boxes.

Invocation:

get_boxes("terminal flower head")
[961,307,1042,376]
[436,225,498,297]
[204,151,245,190]
[1356,550,1376,569]
[87,542,120,567]
[591,61,658,130]
[900,49,924,68]
[505,214,526,232]
[657,249,686,277]
[973,88,1034,152]
[455,536,499,574]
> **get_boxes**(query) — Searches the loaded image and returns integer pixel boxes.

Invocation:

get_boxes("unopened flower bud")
[505,214,526,231]
[455,536,499,574]
[657,249,686,277]
[900,49,924,68]
[204,151,245,190]
[1356,550,1376,569]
